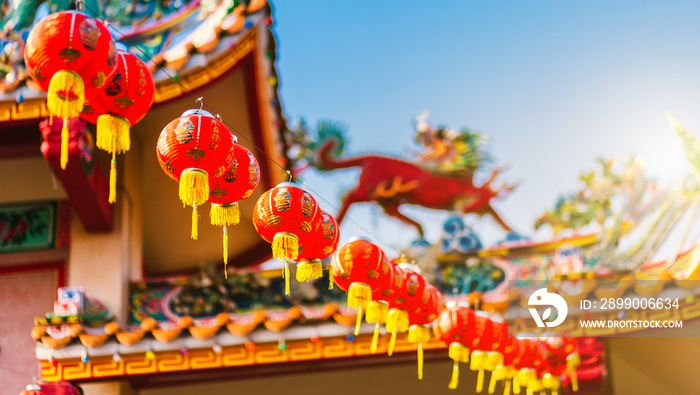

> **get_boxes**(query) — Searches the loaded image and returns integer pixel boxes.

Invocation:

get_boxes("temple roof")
[0,0,282,120]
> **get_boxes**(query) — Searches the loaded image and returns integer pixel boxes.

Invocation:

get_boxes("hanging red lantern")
[330,238,386,335]
[24,11,117,170]
[208,143,260,276]
[433,303,478,389]
[384,262,426,356]
[20,384,46,395]
[540,335,580,393]
[80,49,154,203]
[296,210,339,282]
[407,283,442,380]
[470,311,498,393]
[513,336,545,394]
[365,252,397,352]
[156,109,236,239]
[485,316,514,394]
[253,182,319,295]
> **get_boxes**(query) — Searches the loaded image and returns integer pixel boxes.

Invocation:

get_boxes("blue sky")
[271,1,700,254]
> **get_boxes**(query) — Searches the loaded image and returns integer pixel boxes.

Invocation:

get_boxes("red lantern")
[407,284,442,380]
[433,303,478,389]
[363,251,395,353]
[80,49,154,203]
[296,210,339,282]
[20,384,46,395]
[487,317,518,394]
[330,238,385,335]
[540,335,579,393]
[24,11,117,169]
[385,263,426,356]
[513,336,545,393]
[156,109,236,239]
[470,311,497,393]
[208,144,260,276]
[253,182,319,295]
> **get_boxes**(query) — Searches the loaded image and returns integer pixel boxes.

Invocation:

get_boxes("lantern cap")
[398,262,421,273]
[490,315,505,323]
[26,384,41,390]
[275,181,301,188]
[181,109,215,118]
[348,236,372,243]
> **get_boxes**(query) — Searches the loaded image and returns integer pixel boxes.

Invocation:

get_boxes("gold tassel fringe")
[366,301,388,324]
[296,259,322,282]
[328,265,334,290]
[448,343,470,389]
[223,226,228,279]
[179,169,209,207]
[386,308,408,356]
[470,350,487,393]
[210,202,240,227]
[96,114,130,154]
[348,283,371,336]
[48,70,85,118]
[367,301,388,351]
[48,70,84,170]
[272,232,298,261]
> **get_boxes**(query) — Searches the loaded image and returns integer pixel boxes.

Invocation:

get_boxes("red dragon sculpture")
[310,136,515,237]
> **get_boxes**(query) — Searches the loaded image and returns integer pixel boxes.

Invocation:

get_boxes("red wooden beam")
[40,117,113,232]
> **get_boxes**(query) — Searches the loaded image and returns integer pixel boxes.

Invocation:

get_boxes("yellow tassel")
[471,350,487,393]
[191,203,198,240]
[408,325,431,380]
[272,232,298,261]
[48,70,85,117]
[210,202,240,227]
[417,343,424,380]
[505,379,512,395]
[223,226,228,279]
[355,306,364,336]
[96,114,130,154]
[385,308,409,356]
[448,343,470,386]
[491,364,508,394]
[284,260,290,295]
[371,323,380,353]
[489,371,498,394]
[179,169,209,207]
[296,259,322,282]
[567,353,580,392]
[348,283,371,336]
[328,265,334,290]
[514,375,521,394]
[449,361,460,390]
[366,300,388,353]
[366,300,388,324]
[60,118,69,170]
[109,157,117,204]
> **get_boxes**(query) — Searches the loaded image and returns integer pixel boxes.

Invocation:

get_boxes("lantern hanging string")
[76,1,400,255]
